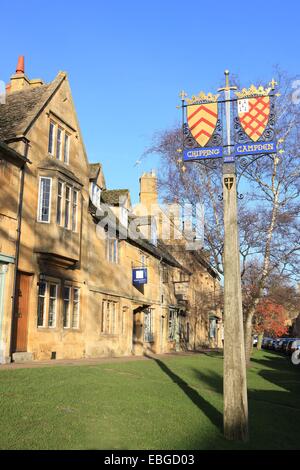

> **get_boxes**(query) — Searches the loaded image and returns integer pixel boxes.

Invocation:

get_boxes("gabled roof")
[101,189,129,206]
[0,73,65,142]
[89,163,102,181]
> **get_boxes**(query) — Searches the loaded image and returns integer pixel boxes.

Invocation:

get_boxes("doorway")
[11,272,31,352]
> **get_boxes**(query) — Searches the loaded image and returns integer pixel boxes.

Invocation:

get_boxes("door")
[132,307,143,355]
[12,272,31,352]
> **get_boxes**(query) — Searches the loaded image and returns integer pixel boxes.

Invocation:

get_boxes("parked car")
[279,338,290,353]
[289,339,300,356]
[291,346,300,366]
[283,338,295,355]
[274,339,283,351]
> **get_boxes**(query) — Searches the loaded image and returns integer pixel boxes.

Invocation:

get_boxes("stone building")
[0,57,222,363]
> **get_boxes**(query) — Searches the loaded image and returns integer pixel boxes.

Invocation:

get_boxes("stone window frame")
[101,298,119,336]
[37,276,60,329]
[37,176,52,223]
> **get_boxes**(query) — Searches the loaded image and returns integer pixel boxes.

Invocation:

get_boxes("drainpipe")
[158,256,164,353]
[9,154,27,358]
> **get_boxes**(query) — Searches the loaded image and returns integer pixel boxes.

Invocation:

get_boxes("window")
[162,266,169,283]
[48,284,57,327]
[57,182,78,231]
[144,308,154,342]
[64,133,70,163]
[63,286,80,329]
[65,186,71,229]
[37,281,46,327]
[48,120,71,164]
[101,300,118,334]
[72,288,80,329]
[209,317,217,339]
[107,237,119,263]
[38,177,52,222]
[179,271,189,282]
[37,280,58,328]
[56,127,62,160]
[72,190,78,232]
[56,181,63,225]
[48,121,55,155]
[90,182,101,209]
[168,308,177,340]
[63,286,71,328]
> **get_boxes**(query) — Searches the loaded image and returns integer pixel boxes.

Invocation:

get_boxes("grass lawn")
[0,350,299,450]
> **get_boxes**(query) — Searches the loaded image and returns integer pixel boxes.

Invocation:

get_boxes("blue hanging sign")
[183,146,223,161]
[132,268,148,285]
[235,141,277,156]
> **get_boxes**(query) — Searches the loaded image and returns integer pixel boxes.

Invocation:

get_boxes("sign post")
[178,71,277,441]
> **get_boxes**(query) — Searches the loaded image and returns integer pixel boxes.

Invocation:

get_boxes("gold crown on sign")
[235,84,272,99]
[186,91,219,104]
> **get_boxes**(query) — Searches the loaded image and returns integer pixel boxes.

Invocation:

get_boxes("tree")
[143,69,300,366]
[253,298,289,340]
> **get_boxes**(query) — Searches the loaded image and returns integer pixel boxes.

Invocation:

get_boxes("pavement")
[0,349,222,370]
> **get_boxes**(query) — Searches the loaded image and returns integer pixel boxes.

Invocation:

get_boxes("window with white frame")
[168,308,177,340]
[56,180,63,225]
[72,190,78,232]
[64,185,71,229]
[209,317,217,339]
[63,286,71,328]
[63,286,80,329]
[48,120,71,164]
[37,280,59,328]
[144,308,154,342]
[106,236,119,263]
[48,284,57,327]
[48,121,55,155]
[72,288,80,328]
[64,133,70,163]
[56,181,79,231]
[90,182,101,209]
[38,177,52,223]
[101,300,118,334]
[37,281,47,327]
[56,127,62,160]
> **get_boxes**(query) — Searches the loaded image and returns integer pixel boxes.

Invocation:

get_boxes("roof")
[89,163,102,181]
[101,189,129,206]
[0,73,65,142]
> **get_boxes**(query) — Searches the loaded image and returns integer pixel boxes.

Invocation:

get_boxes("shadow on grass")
[146,355,223,432]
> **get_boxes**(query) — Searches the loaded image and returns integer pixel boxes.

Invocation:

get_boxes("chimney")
[139,170,158,209]
[8,56,44,93]
[16,55,25,74]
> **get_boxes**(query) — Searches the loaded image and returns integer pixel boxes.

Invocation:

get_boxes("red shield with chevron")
[237,96,270,142]
[187,103,218,147]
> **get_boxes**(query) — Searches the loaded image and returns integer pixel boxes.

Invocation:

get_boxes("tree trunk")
[244,311,254,367]
[257,333,263,350]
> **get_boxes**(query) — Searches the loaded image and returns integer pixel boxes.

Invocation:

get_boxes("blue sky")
[1,0,299,203]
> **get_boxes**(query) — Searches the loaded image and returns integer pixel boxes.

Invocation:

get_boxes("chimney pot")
[16,55,25,74]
